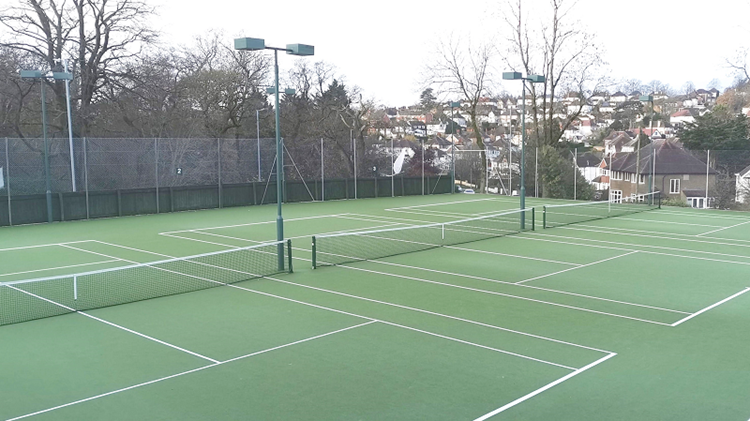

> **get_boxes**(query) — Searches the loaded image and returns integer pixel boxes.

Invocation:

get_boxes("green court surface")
[1,194,750,420]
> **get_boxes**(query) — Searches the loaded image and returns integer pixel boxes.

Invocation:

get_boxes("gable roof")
[610,140,717,175]
[576,152,604,168]
[739,164,750,177]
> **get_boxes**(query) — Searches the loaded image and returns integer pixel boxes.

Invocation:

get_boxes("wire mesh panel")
[0,240,290,327]
[0,139,9,225]
[86,138,157,191]
[313,208,533,267]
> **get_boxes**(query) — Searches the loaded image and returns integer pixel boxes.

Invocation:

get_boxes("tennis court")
[1,193,750,420]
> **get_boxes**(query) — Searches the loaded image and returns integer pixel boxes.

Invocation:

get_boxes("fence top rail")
[0,239,285,288]
[315,208,533,240]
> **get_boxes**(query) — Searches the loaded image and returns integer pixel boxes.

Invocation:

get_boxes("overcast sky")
[152,0,749,106]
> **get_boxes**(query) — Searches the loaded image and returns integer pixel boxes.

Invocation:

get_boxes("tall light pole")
[503,72,545,229]
[20,68,73,223]
[449,101,460,193]
[235,38,314,270]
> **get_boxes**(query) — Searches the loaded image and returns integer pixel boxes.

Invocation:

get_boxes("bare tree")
[425,36,493,192]
[0,0,158,136]
[500,0,607,147]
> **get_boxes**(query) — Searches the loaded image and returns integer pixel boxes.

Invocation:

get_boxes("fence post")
[83,137,90,219]
[5,137,11,226]
[217,138,223,208]
[321,138,325,202]
[154,138,160,214]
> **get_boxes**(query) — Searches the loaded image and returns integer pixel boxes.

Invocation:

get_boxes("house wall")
[610,173,716,200]
[737,175,750,204]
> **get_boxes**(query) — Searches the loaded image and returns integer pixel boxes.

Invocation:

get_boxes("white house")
[670,109,696,127]
[611,91,628,104]
[737,164,750,204]
[576,152,609,190]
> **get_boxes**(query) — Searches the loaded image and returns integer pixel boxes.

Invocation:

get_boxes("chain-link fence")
[0,137,454,226]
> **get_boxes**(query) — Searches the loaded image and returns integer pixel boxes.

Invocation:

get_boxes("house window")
[624,173,630,181]
[610,190,622,203]
[639,174,646,184]
[670,179,680,194]
[612,171,622,180]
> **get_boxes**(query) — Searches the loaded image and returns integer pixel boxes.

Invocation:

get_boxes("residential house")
[670,109,697,128]
[736,164,750,204]
[576,152,609,191]
[609,140,717,208]
[611,91,628,104]
[604,131,637,155]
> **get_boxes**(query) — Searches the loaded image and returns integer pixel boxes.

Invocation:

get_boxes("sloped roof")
[610,139,717,175]
[738,164,750,177]
[576,152,604,168]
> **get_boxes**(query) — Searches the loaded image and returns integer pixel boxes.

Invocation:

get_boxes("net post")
[531,207,535,231]
[311,236,317,269]
[658,192,661,209]
[287,239,293,273]
[542,206,547,229]
[441,224,445,240]
[73,275,78,301]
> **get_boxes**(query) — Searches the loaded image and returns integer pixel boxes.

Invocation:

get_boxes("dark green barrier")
[0,176,452,226]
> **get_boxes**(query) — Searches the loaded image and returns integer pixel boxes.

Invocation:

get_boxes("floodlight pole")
[234,38,314,271]
[256,108,263,181]
[60,59,76,192]
[40,81,53,222]
[503,72,544,229]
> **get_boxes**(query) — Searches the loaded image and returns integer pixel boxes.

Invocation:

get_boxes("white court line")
[516,252,639,285]
[93,241,614,354]
[159,214,346,235]
[366,260,691,315]
[5,285,220,364]
[0,240,93,253]
[656,209,750,222]
[557,225,750,251]
[472,352,617,421]
[671,288,750,327]
[385,208,469,218]
[158,230,682,326]
[384,197,498,211]
[445,245,581,267]
[0,260,120,278]
[5,321,376,421]
[591,216,724,228]
[526,232,750,266]
[698,220,750,236]
[84,240,592,366]
[335,261,672,326]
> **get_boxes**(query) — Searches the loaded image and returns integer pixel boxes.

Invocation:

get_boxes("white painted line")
[0,240,93,253]
[94,241,614,354]
[5,321,377,421]
[340,262,672,326]
[377,320,576,370]
[558,225,750,251]
[5,285,220,364]
[516,252,638,285]
[698,220,750,236]
[527,232,750,266]
[159,214,346,235]
[89,241,600,361]
[384,197,497,211]
[445,245,581,266]
[472,352,617,421]
[367,260,691,315]
[671,288,750,327]
[0,260,120,278]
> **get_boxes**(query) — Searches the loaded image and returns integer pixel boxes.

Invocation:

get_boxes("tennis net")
[543,191,661,229]
[0,240,292,326]
[312,208,534,267]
